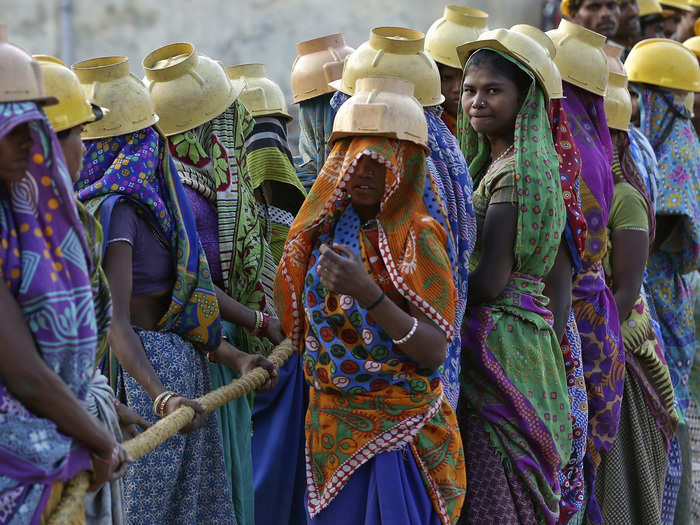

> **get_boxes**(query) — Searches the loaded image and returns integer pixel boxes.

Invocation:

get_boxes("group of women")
[0,1,699,524]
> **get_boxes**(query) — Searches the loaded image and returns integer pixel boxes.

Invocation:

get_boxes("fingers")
[332,243,358,261]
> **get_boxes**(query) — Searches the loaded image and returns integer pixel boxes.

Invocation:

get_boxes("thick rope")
[47,339,295,525]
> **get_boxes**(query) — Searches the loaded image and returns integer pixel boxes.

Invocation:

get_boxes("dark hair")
[466,49,532,101]
[56,128,72,140]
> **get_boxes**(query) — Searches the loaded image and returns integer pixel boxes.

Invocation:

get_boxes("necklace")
[485,144,514,177]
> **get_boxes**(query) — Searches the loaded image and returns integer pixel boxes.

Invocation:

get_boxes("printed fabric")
[0,102,95,525]
[562,82,623,524]
[275,136,464,524]
[457,50,570,524]
[75,126,222,354]
[548,99,589,524]
[332,91,476,409]
[168,101,272,354]
[636,86,700,418]
[297,93,336,191]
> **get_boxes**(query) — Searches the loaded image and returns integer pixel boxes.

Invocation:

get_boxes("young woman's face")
[461,64,522,140]
[0,123,33,183]
[58,125,86,182]
[438,63,463,119]
[348,155,385,218]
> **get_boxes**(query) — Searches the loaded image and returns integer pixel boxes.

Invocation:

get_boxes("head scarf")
[0,102,95,523]
[459,49,566,278]
[169,101,274,354]
[610,129,656,242]
[561,82,615,264]
[276,136,457,351]
[628,125,659,211]
[296,93,336,191]
[549,99,588,270]
[76,127,221,352]
[636,86,700,272]
[244,115,307,264]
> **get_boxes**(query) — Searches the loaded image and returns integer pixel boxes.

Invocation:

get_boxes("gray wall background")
[2,0,547,146]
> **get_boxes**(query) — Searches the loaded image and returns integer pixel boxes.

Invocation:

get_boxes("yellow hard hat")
[425,6,489,69]
[329,76,428,149]
[604,72,632,131]
[0,25,57,106]
[638,0,664,16]
[659,0,695,11]
[226,63,292,121]
[696,17,700,35]
[625,38,700,92]
[684,36,700,57]
[72,56,159,140]
[143,43,239,136]
[330,27,444,107]
[35,55,106,133]
[547,20,609,96]
[290,34,354,103]
[457,25,563,101]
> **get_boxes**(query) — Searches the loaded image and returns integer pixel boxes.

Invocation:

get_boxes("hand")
[89,443,132,491]
[113,399,150,440]
[164,396,207,434]
[264,317,285,345]
[317,243,375,300]
[239,353,279,393]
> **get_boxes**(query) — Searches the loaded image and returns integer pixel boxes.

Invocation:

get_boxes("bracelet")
[259,312,270,335]
[365,291,385,311]
[393,316,418,346]
[152,390,173,417]
[158,392,179,418]
[252,311,263,333]
[91,444,119,466]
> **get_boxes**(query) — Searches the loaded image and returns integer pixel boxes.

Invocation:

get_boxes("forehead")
[355,154,383,170]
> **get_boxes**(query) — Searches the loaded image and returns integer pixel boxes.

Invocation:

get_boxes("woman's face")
[58,125,86,182]
[0,123,33,183]
[461,64,522,141]
[348,155,385,219]
[438,63,463,119]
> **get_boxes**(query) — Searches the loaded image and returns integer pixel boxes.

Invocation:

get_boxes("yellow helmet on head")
[226,63,292,121]
[603,45,632,131]
[35,55,106,133]
[329,76,428,149]
[638,0,664,16]
[0,25,57,106]
[684,35,700,57]
[143,43,239,136]
[625,38,700,92]
[425,6,489,69]
[457,25,563,102]
[72,56,158,140]
[547,19,609,96]
[290,34,354,103]
[659,0,695,12]
[330,27,444,107]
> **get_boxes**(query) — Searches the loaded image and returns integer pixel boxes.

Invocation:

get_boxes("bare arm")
[468,203,517,307]
[543,241,574,342]
[611,228,649,321]
[0,281,116,458]
[214,284,285,344]
[103,241,206,433]
[317,244,447,371]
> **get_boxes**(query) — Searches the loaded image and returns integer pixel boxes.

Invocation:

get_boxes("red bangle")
[259,313,270,335]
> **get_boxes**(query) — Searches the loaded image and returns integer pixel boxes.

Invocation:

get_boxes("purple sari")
[562,82,624,524]
[0,102,95,524]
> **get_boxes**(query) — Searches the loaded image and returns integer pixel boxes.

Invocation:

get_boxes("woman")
[276,91,465,523]
[591,73,677,524]
[76,118,274,523]
[456,48,570,523]
[330,89,476,411]
[627,39,700,524]
[0,99,129,523]
[246,112,306,265]
[170,99,283,525]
